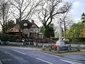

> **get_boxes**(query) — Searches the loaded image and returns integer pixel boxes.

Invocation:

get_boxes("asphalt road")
[0,46,82,64]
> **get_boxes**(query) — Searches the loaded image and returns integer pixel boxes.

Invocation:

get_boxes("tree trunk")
[19,9,22,40]
[64,21,66,40]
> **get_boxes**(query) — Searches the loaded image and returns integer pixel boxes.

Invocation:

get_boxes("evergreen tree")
[81,13,85,23]
[40,25,54,38]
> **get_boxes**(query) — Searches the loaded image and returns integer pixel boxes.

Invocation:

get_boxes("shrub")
[0,34,19,42]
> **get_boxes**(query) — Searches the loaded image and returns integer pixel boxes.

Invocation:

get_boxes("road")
[0,46,82,64]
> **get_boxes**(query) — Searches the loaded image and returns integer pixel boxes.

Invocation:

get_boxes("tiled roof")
[6,24,19,33]
[31,22,39,28]
[6,20,39,33]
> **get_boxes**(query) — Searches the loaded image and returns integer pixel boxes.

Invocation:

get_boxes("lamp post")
[56,19,65,47]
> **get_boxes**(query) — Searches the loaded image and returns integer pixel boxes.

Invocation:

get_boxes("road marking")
[0,49,28,63]
[13,50,26,55]
[60,59,82,64]
[40,52,83,64]
[40,52,61,58]
[36,58,53,64]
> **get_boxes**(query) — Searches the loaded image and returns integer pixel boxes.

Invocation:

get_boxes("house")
[6,20,43,42]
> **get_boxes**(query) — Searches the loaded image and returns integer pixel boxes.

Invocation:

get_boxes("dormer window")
[24,23,27,26]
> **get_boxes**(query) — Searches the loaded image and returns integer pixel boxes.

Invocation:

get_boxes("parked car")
[0,40,8,45]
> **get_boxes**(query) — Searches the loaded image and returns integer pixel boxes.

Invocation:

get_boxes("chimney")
[32,20,34,23]
[16,18,19,24]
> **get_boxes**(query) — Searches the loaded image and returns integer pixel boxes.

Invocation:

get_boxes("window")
[23,23,27,26]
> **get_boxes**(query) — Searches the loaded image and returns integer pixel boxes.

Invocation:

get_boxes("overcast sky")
[37,0,85,27]
[65,0,85,22]
[0,0,85,30]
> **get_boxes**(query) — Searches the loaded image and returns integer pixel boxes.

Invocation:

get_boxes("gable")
[31,23,39,28]
[6,24,19,33]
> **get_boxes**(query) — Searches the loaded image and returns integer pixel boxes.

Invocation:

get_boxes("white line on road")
[0,49,28,63]
[13,50,54,64]
[40,52,61,58]
[60,59,82,64]
[13,49,26,55]
[40,52,82,64]
[36,58,54,64]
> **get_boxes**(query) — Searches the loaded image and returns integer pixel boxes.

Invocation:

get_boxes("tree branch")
[22,0,31,12]
[10,1,20,10]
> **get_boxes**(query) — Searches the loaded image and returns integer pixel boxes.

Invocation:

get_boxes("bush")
[8,35,19,42]
[0,34,19,42]
[44,26,54,38]
[72,38,85,44]
[0,34,9,41]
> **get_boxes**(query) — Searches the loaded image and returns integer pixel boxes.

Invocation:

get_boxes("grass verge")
[41,49,85,56]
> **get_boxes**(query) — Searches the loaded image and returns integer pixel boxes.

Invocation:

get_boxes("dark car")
[1,40,8,45]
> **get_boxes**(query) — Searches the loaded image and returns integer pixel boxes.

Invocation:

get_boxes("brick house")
[6,20,43,42]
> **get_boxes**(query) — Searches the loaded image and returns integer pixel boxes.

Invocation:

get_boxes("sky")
[65,0,85,22]
[36,0,85,27]
[0,0,85,31]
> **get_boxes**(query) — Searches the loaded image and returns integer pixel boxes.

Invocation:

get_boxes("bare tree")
[60,13,74,40]
[10,0,42,38]
[38,0,72,27]
[0,0,10,34]
[10,0,42,20]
